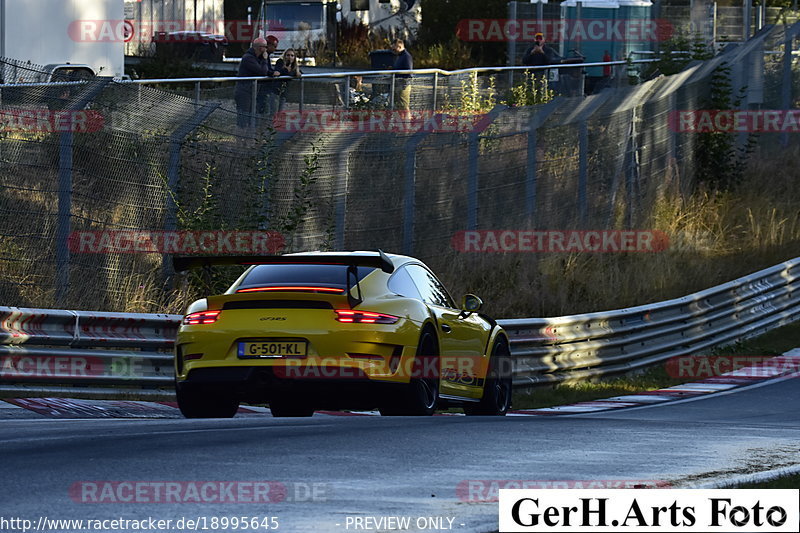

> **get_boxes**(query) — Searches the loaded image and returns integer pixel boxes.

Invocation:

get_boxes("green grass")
[511,322,800,410]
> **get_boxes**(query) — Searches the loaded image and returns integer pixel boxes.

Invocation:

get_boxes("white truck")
[0,0,125,81]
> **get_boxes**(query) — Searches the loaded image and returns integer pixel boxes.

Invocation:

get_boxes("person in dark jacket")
[260,35,282,120]
[234,36,280,127]
[390,39,413,112]
[521,32,563,94]
[522,33,562,68]
[274,48,302,111]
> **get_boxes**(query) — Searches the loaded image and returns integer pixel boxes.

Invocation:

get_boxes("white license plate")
[238,341,307,358]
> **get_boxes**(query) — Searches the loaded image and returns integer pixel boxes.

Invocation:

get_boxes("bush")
[417,0,508,67]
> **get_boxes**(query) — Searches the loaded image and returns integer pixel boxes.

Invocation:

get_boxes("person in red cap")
[235,36,281,127]
[522,32,561,67]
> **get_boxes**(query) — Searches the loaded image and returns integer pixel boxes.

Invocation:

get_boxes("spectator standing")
[522,32,569,94]
[260,35,282,121]
[235,37,270,128]
[274,48,302,112]
[522,32,562,68]
[391,39,413,112]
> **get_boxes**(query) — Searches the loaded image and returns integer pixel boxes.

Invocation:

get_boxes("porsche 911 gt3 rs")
[173,251,512,418]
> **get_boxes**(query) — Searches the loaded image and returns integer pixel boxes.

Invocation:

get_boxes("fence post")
[432,72,438,111]
[781,29,794,148]
[163,103,220,283]
[390,74,396,109]
[626,108,640,229]
[55,79,111,307]
[300,76,305,113]
[250,79,258,129]
[467,105,507,231]
[743,0,751,41]
[403,126,438,254]
[335,150,350,250]
[578,121,589,225]
[669,91,682,189]
[736,44,754,151]
[55,128,74,307]
[525,100,559,224]
[508,1,518,88]
[571,91,611,227]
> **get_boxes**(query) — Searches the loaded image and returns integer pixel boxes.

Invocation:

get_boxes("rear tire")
[176,383,240,419]
[464,338,512,416]
[380,330,439,416]
[269,396,314,417]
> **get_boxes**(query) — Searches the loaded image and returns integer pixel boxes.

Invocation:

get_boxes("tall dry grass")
[430,145,800,319]
[4,138,799,318]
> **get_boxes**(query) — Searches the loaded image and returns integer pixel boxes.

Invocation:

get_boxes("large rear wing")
[172,251,395,274]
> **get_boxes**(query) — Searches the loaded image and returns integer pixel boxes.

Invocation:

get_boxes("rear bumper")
[178,366,404,409]
[175,320,424,384]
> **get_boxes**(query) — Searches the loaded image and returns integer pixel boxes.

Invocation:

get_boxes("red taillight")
[335,310,399,324]
[183,310,221,325]
[237,286,345,293]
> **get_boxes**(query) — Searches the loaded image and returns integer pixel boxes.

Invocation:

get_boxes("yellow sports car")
[173,251,511,418]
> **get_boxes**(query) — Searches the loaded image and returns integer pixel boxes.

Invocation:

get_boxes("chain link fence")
[0,24,798,313]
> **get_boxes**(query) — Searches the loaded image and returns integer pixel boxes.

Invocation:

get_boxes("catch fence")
[0,24,798,313]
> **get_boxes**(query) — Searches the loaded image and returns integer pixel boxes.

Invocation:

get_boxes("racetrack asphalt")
[2,374,799,532]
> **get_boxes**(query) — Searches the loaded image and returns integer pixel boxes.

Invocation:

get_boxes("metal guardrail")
[1,257,799,398]
[502,257,800,386]
[122,61,656,107]
[0,309,179,399]
[1,59,657,120]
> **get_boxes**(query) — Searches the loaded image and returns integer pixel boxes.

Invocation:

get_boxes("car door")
[404,264,490,398]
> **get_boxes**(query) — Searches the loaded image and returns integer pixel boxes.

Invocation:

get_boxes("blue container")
[559,0,652,78]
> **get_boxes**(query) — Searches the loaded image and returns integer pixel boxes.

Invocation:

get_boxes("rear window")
[237,264,376,291]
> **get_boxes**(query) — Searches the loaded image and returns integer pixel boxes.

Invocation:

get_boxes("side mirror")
[461,294,483,314]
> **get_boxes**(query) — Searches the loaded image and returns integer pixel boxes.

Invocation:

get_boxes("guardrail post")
[468,105,507,230]
[163,103,220,284]
[194,81,201,104]
[344,75,350,109]
[55,78,112,307]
